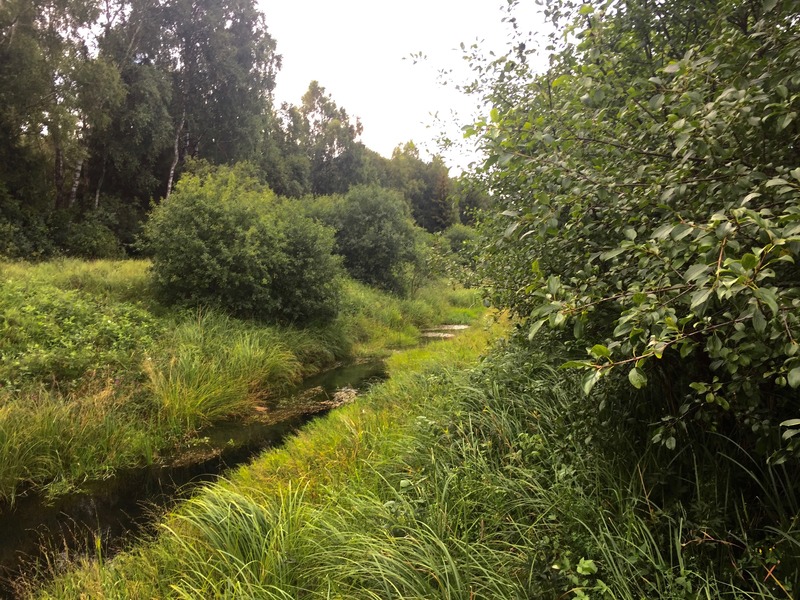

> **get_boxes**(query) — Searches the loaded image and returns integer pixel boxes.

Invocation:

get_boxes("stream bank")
[0,359,388,597]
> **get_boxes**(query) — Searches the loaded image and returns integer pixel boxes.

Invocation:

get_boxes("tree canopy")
[0,0,463,258]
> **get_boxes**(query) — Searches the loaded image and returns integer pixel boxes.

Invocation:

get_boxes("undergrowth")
[31,319,800,599]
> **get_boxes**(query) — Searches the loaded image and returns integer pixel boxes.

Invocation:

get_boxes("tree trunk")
[54,144,67,210]
[94,158,106,210]
[166,110,185,199]
[68,156,83,208]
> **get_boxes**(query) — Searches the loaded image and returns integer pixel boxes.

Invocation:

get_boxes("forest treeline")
[0,0,486,259]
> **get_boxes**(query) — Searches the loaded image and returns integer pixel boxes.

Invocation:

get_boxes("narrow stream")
[0,359,387,597]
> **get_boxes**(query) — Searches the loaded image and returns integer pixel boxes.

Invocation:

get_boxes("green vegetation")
[0,0,467,260]
[143,163,343,323]
[462,0,800,595]
[0,258,480,503]
[33,321,797,598]
[471,0,800,461]
[3,0,799,597]
[32,316,506,598]
[308,185,421,293]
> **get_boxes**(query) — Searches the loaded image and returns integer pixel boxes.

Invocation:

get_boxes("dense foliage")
[0,1,462,258]
[143,164,342,324]
[472,0,800,460]
[311,185,424,293]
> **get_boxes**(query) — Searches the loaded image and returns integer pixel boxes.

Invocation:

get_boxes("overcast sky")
[257,0,547,170]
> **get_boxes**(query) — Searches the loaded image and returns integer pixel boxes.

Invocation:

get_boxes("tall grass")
[338,279,482,356]
[35,317,504,598]
[36,320,798,599]
[0,259,483,502]
[146,311,302,427]
[0,382,157,503]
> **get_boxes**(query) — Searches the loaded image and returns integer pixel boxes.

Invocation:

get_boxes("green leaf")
[674,132,690,152]
[671,224,694,241]
[788,367,800,389]
[652,224,674,239]
[648,93,665,110]
[690,288,713,310]
[741,253,758,270]
[664,63,680,74]
[600,247,625,260]
[754,287,779,316]
[766,178,789,187]
[547,276,561,295]
[665,436,676,451]
[628,367,648,389]
[573,316,585,339]
[576,558,598,575]
[752,308,767,334]
[742,192,762,204]
[590,344,611,358]
[582,370,601,395]
[684,263,709,282]
[528,318,547,341]
[777,113,795,131]
[562,360,592,369]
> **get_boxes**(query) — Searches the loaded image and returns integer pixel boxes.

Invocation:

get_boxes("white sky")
[257,0,548,171]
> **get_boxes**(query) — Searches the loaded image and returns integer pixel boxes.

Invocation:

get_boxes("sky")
[257,0,548,171]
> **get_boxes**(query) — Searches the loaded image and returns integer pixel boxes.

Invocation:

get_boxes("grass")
[0,258,482,502]
[30,315,505,598]
[144,311,303,427]
[0,259,155,309]
[30,319,799,599]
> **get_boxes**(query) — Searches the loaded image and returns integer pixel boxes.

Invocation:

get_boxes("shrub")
[471,0,800,461]
[0,195,56,259]
[143,163,342,324]
[61,214,125,259]
[442,223,477,255]
[318,185,422,294]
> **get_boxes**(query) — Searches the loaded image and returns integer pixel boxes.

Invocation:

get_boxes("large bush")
[471,0,800,460]
[315,185,421,293]
[143,164,342,323]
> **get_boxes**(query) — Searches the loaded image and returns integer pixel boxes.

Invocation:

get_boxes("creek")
[0,359,388,597]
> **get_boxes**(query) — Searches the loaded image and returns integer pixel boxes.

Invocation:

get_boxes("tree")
[163,0,280,195]
[299,81,366,195]
[387,142,456,232]
[471,0,800,459]
[0,0,284,257]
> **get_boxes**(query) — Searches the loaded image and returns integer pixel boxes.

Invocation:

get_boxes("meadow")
[0,258,481,503]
